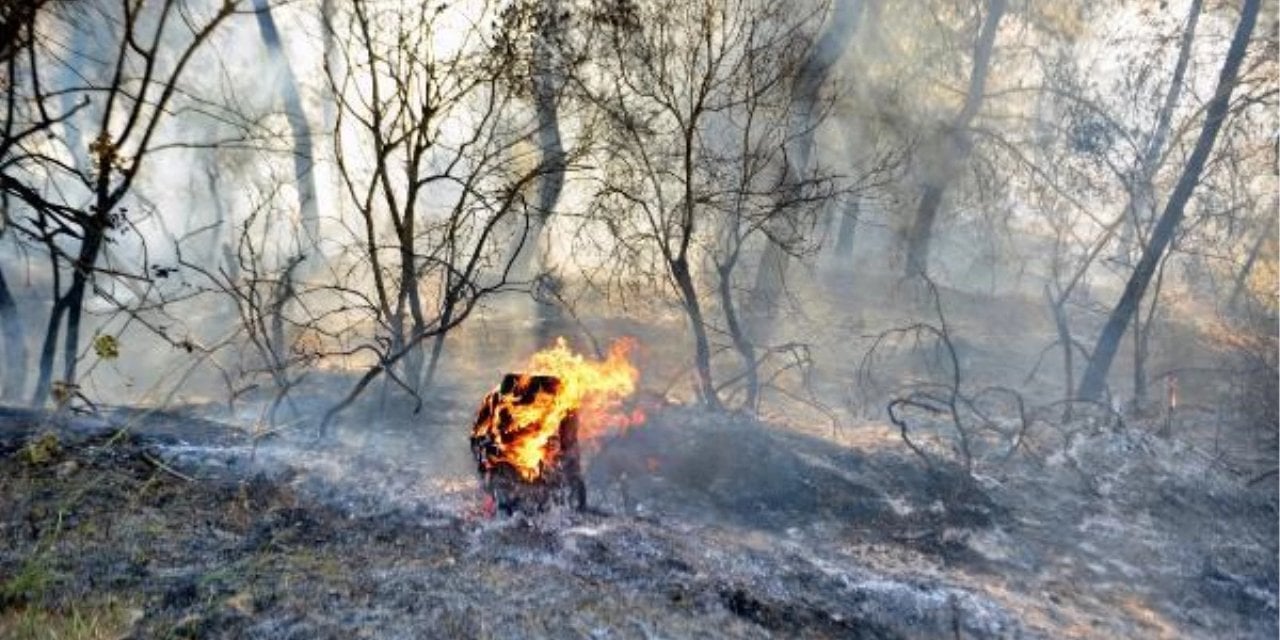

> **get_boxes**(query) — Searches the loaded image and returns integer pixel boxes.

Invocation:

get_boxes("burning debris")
[469,338,643,514]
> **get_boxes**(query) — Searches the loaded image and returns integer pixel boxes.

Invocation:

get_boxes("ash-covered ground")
[0,399,1275,639]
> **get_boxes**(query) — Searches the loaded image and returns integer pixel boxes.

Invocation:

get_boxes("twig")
[1247,468,1277,487]
[142,452,195,483]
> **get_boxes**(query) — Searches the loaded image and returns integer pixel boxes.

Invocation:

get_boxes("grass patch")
[0,598,141,640]
[1,556,57,606]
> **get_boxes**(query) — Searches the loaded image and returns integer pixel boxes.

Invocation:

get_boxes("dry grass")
[0,598,141,640]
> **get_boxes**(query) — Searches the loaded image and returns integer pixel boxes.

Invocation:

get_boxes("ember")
[470,338,643,513]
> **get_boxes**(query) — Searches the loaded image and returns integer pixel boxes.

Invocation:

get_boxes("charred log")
[470,373,587,514]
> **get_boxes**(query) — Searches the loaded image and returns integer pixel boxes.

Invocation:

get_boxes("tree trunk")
[718,259,758,411]
[33,188,107,406]
[1120,0,1203,265]
[1228,216,1274,311]
[1078,0,1259,401]
[423,296,454,390]
[506,0,567,286]
[903,0,1005,277]
[1043,285,1075,419]
[252,0,319,251]
[0,266,27,401]
[905,183,945,276]
[1134,249,1171,411]
[671,257,721,411]
[748,0,863,337]
[833,196,859,263]
[32,294,64,406]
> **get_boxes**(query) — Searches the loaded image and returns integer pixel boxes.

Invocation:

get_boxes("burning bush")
[470,338,643,513]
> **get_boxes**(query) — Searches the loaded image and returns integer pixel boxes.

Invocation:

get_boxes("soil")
[0,402,1275,639]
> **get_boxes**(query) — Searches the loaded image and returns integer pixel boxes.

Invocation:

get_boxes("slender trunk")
[1044,285,1074,419]
[252,0,319,251]
[0,267,28,400]
[56,223,104,399]
[1134,253,1171,410]
[507,0,567,286]
[1228,217,1273,311]
[749,0,863,336]
[1079,0,1258,400]
[32,295,65,406]
[834,196,858,262]
[717,260,757,411]
[1122,0,1203,261]
[423,299,453,390]
[60,275,87,386]
[905,183,945,276]
[904,0,1005,277]
[1131,316,1145,411]
[265,254,304,392]
[672,257,720,411]
[35,186,106,406]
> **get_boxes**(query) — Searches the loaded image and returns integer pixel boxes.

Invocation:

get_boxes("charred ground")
[0,400,1274,639]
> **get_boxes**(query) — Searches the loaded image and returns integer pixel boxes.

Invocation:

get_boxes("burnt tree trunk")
[1125,0,1202,410]
[1044,285,1075,419]
[33,148,111,407]
[34,219,104,406]
[1079,0,1259,401]
[717,256,758,411]
[749,0,862,338]
[0,266,27,400]
[904,0,1004,277]
[672,256,721,411]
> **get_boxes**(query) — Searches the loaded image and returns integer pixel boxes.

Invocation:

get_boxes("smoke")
[0,0,1269,485]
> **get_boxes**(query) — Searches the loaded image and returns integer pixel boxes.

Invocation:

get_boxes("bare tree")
[314,0,560,433]
[0,0,54,400]
[579,0,838,410]
[490,0,589,347]
[0,0,241,406]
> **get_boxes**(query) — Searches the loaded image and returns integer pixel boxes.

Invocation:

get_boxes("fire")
[471,337,643,483]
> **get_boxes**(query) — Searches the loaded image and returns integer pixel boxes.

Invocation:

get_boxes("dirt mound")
[587,406,1001,540]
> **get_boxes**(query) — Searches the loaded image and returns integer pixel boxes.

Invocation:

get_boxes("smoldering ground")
[1,340,1275,639]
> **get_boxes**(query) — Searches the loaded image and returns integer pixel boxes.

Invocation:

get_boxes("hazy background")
[0,0,1273,474]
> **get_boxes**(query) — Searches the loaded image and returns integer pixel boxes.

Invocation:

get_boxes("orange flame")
[472,337,644,482]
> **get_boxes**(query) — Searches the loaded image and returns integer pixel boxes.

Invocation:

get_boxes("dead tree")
[861,276,1031,475]
[0,1,49,401]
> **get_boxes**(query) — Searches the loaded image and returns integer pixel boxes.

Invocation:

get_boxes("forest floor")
[0,400,1275,639]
